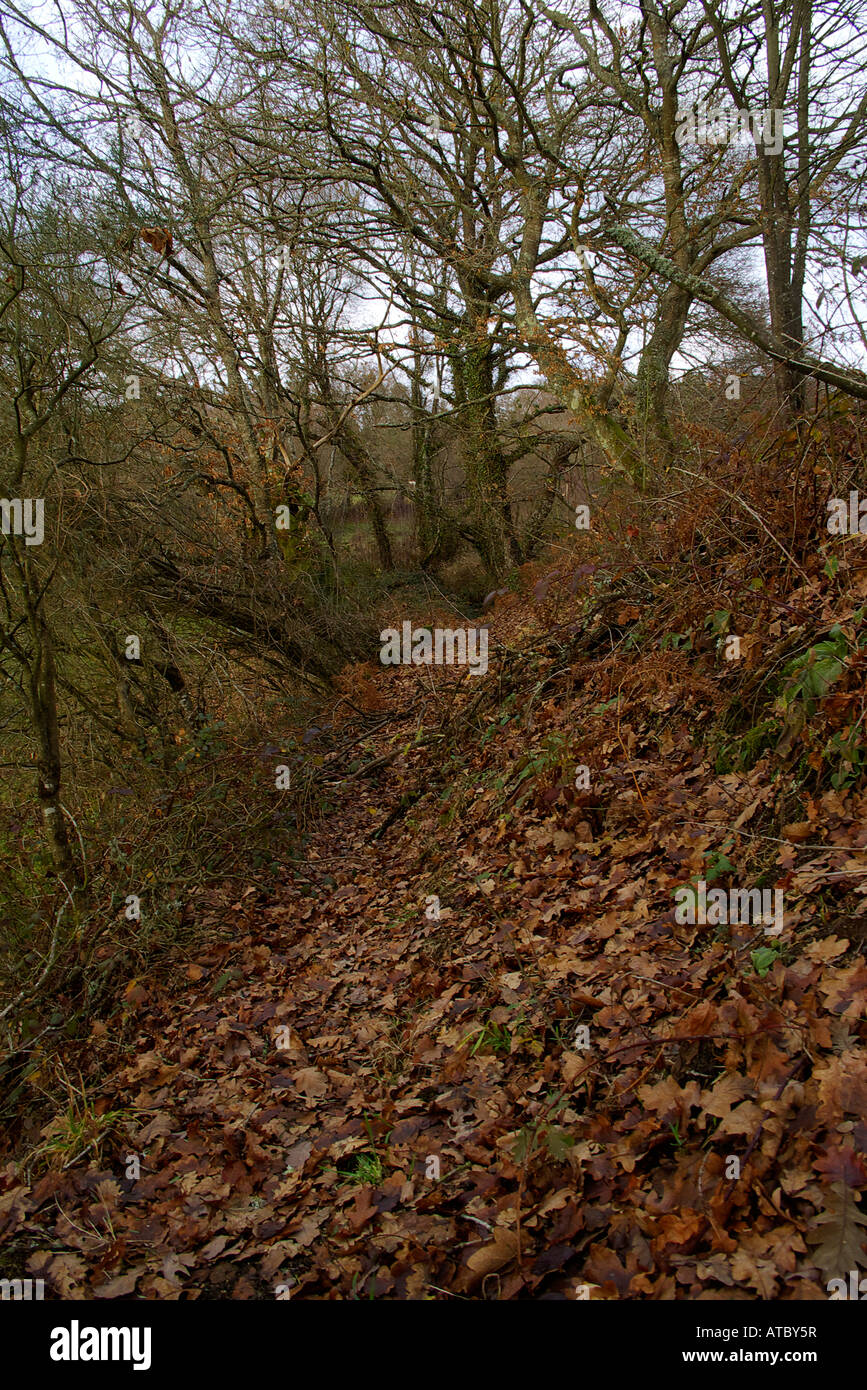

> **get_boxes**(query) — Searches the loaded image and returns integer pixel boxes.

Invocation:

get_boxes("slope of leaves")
[2,516,867,1300]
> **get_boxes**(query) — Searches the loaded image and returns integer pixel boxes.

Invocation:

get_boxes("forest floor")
[2,543,867,1300]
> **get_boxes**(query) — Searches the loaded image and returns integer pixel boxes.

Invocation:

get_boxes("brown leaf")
[93,1266,146,1298]
[814,1145,867,1188]
[716,1100,765,1135]
[285,1215,323,1248]
[804,936,850,963]
[27,1252,87,1297]
[141,226,173,255]
[583,1244,632,1296]
[466,1226,519,1276]
[701,1072,753,1119]
[283,1139,313,1171]
[123,979,149,1010]
[200,1235,230,1262]
[805,1181,867,1277]
[348,1186,377,1231]
[562,1051,587,1086]
[781,821,814,841]
[637,1076,700,1121]
[133,1112,174,1145]
[733,797,761,830]
[292,1066,328,1098]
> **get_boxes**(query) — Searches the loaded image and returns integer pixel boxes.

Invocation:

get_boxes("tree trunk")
[410,343,438,563]
[453,334,514,576]
[635,283,691,470]
[27,603,76,881]
[756,148,805,415]
[512,274,644,483]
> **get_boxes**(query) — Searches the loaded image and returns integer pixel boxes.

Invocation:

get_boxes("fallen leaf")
[292,1067,328,1098]
[466,1226,519,1276]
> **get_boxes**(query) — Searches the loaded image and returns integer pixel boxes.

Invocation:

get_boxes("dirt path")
[3,581,866,1300]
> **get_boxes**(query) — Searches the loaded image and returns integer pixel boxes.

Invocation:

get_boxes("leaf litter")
[2,557,867,1300]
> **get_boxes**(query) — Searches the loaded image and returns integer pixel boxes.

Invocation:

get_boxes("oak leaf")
[292,1066,328,1098]
[140,226,173,255]
[805,1182,867,1277]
